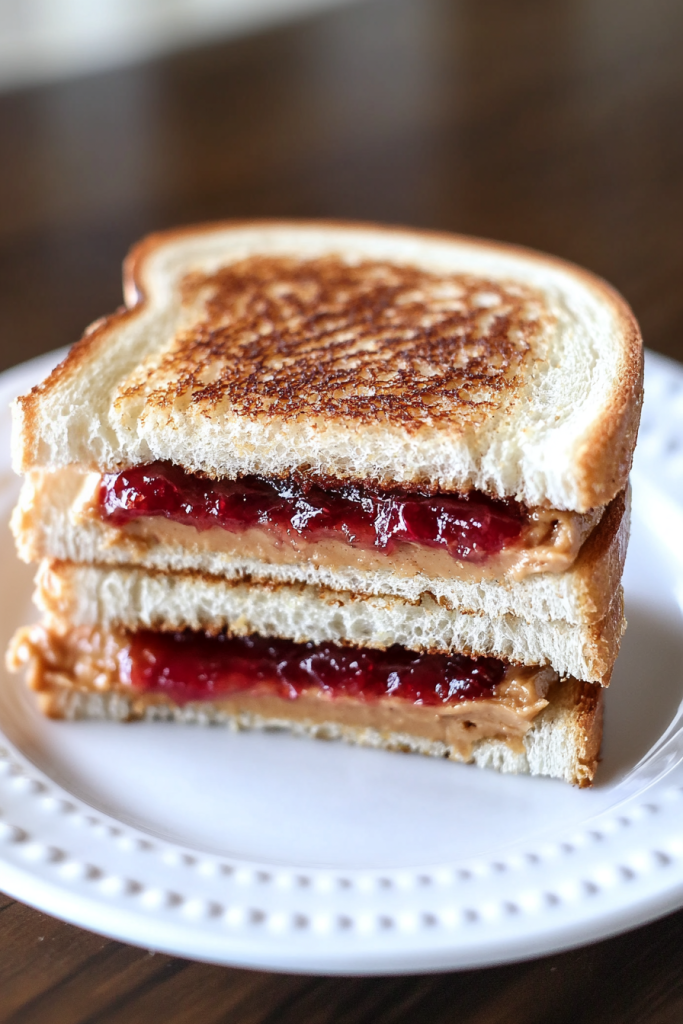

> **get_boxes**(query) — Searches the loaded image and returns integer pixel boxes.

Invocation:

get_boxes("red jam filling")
[125,631,506,707]
[100,463,523,561]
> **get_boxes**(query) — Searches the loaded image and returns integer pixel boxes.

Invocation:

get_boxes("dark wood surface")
[1,0,683,1019]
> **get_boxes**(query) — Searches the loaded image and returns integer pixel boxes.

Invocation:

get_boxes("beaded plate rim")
[0,348,681,974]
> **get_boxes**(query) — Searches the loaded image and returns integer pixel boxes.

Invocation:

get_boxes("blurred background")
[1,0,682,374]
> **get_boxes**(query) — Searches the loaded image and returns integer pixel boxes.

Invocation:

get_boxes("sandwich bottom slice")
[8,584,604,789]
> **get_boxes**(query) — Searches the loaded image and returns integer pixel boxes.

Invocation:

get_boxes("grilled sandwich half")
[8,220,643,785]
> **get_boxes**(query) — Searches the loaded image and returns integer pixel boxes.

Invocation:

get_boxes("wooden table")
[1,0,683,1019]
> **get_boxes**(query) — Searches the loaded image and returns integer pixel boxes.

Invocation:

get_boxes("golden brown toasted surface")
[12,220,642,512]
[115,255,551,429]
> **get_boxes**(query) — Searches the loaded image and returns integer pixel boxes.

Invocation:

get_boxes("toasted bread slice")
[35,560,625,684]
[14,476,629,628]
[8,614,601,787]
[12,221,643,512]
[21,672,603,788]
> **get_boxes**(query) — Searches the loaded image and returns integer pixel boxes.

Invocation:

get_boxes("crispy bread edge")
[575,679,604,787]
[567,487,630,622]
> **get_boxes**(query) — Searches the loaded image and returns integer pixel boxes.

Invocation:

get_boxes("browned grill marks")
[116,256,550,427]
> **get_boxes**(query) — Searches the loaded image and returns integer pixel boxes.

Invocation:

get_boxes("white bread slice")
[15,476,629,628]
[12,221,643,512]
[31,676,603,787]
[36,561,625,683]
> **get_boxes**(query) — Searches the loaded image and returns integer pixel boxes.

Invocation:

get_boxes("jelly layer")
[123,630,506,707]
[9,624,556,762]
[100,464,524,563]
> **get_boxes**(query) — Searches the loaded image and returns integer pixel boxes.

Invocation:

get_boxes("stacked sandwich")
[8,221,643,785]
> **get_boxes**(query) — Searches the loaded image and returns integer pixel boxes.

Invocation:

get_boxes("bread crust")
[13,220,643,511]
[573,679,604,786]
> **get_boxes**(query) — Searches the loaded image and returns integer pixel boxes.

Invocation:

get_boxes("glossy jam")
[100,464,523,561]
[126,631,505,707]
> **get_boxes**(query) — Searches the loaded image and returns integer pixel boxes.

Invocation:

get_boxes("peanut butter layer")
[8,624,556,761]
[15,468,602,583]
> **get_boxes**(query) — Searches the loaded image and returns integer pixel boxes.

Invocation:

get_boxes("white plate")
[0,349,682,974]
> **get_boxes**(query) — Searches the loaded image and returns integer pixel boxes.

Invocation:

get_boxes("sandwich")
[7,220,643,786]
